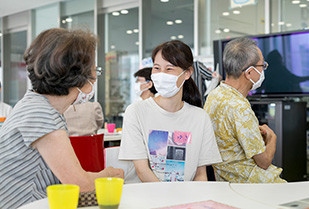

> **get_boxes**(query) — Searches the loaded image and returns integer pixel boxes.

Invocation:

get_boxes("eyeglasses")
[254,61,268,71]
[242,61,268,72]
[96,66,103,76]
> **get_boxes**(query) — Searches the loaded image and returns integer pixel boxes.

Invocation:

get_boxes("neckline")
[148,97,188,117]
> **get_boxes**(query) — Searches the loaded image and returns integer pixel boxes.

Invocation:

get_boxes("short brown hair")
[24,28,98,95]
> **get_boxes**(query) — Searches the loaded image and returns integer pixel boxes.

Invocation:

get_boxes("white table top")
[18,182,279,209]
[98,129,121,142]
[119,182,272,209]
[230,181,309,208]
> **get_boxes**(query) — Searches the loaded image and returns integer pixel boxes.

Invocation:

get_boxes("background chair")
[69,133,104,172]
[104,146,132,177]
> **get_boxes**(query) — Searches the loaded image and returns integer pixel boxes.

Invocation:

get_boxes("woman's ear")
[185,66,193,80]
[147,80,153,88]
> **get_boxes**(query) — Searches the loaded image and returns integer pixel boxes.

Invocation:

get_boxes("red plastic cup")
[107,123,116,133]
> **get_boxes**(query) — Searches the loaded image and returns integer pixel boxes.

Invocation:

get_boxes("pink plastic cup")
[107,123,116,133]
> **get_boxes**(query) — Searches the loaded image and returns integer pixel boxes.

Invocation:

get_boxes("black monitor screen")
[214,30,309,97]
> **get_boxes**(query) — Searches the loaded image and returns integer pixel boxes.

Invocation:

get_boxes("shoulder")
[93,102,103,112]
[92,101,102,108]
[17,91,50,106]
[92,102,103,114]
[184,102,210,120]
[208,85,249,110]
[83,101,102,108]
[80,102,103,112]
[14,92,60,120]
[123,99,155,122]
[126,98,152,112]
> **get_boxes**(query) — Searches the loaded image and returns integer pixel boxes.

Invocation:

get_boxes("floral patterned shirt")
[204,82,286,183]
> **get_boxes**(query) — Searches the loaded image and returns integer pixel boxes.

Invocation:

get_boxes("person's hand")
[259,124,276,145]
[211,71,218,78]
[102,167,125,179]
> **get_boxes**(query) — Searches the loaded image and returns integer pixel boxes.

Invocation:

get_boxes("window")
[198,0,265,56]
[33,3,59,37]
[0,17,2,86]
[100,7,139,126]
[61,11,94,32]
[60,0,95,32]
[271,0,309,33]
[3,30,27,106]
[143,0,194,58]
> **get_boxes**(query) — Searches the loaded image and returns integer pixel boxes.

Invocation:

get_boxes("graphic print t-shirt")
[119,97,222,182]
[148,130,192,181]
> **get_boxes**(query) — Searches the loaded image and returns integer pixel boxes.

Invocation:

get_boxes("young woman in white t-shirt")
[119,40,222,183]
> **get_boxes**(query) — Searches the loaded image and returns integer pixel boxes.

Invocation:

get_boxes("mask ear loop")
[77,80,94,92]
[177,70,186,79]
[139,81,150,91]
[76,88,83,93]
[245,66,260,84]
[140,81,149,92]
[246,67,255,85]
[144,80,151,90]
[87,79,94,87]
[176,70,187,89]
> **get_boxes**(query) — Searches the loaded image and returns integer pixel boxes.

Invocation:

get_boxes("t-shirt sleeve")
[119,104,148,160]
[18,106,66,147]
[198,113,222,166]
[232,107,266,159]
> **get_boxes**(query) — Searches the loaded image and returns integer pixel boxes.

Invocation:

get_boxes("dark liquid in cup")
[99,205,119,209]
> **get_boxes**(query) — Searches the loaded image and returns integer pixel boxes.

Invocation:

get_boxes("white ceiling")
[0,0,62,17]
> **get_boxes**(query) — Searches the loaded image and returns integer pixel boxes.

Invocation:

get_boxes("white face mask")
[73,80,95,105]
[246,67,265,90]
[151,71,185,98]
[134,81,148,97]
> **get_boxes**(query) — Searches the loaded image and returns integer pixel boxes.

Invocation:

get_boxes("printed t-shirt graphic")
[148,130,192,182]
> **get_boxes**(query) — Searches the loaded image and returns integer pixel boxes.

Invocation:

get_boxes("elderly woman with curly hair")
[0,28,123,209]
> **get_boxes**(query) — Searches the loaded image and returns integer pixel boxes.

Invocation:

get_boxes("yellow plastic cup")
[47,184,80,209]
[95,177,124,209]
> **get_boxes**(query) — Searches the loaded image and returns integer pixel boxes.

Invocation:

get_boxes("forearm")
[46,157,102,192]
[133,160,160,182]
[137,168,160,182]
[193,166,207,181]
[255,125,278,170]
[33,130,124,193]
[81,170,114,192]
[253,137,276,170]
[265,138,276,161]
[62,171,96,192]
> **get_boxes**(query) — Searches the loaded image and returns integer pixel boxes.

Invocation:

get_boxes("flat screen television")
[213,29,309,98]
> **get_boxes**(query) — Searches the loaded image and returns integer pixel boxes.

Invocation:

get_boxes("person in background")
[64,101,104,136]
[204,37,286,183]
[0,81,13,118]
[134,67,157,100]
[119,40,222,183]
[0,28,123,209]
